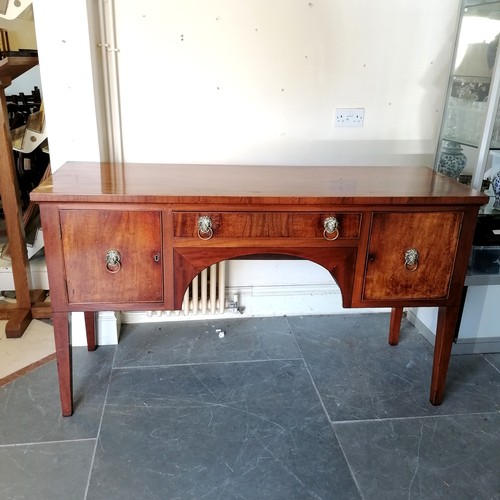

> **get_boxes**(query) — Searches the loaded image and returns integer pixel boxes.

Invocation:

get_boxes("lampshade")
[455,42,492,79]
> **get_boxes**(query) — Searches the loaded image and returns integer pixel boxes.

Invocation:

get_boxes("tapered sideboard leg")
[430,306,459,406]
[52,311,73,417]
[84,311,97,351]
[388,307,403,346]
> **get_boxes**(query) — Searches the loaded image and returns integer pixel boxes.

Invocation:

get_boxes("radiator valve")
[228,294,243,314]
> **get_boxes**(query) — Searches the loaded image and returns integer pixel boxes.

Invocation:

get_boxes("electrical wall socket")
[334,108,365,127]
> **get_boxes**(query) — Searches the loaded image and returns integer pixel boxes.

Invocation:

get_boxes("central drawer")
[173,212,361,239]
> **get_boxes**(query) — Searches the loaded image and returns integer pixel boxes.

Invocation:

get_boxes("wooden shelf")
[0,55,50,337]
[0,56,38,85]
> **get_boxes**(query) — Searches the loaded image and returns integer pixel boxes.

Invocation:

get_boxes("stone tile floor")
[1,313,499,499]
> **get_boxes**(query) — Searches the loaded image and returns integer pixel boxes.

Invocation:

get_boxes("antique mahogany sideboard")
[30,162,488,416]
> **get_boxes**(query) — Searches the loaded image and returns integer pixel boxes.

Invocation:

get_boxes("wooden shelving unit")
[0,56,49,337]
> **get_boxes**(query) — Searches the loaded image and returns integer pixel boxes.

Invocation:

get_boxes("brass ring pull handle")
[404,248,419,272]
[323,216,339,241]
[105,249,122,273]
[197,216,213,240]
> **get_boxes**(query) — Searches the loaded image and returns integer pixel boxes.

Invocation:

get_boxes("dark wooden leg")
[430,306,459,406]
[4,291,47,337]
[5,308,32,338]
[388,307,403,345]
[84,311,97,351]
[52,311,73,416]
[0,87,33,339]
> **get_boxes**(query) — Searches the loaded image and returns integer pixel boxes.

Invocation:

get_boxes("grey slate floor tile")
[288,314,500,421]
[0,440,96,500]
[484,352,500,372]
[333,412,500,500]
[114,316,300,368]
[88,361,359,499]
[0,346,115,445]
[1,313,499,499]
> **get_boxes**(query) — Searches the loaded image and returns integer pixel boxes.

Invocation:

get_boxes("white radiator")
[180,261,227,316]
[141,261,228,319]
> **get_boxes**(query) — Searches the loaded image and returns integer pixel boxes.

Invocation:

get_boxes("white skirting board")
[406,309,500,355]
[70,311,121,346]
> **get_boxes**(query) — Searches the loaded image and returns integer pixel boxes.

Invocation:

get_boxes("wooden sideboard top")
[31,162,488,206]
[0,56,39,84]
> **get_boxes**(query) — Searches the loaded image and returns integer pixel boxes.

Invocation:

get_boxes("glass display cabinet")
[436,0,500,208]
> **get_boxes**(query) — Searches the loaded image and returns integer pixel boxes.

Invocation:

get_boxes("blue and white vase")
[492,171,500,209]
[437,141,467,179]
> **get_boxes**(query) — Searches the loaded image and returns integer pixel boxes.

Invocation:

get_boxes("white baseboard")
[122,283,388,323]
[70,311,121,347]
[407,309,500,354]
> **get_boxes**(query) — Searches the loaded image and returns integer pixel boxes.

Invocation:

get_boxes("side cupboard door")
[361,211,462,302]
[59,210,163,305]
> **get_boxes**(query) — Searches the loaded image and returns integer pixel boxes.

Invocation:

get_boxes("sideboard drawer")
[362,212,462,301]
[174,212,361,240]
[60,210,163,304]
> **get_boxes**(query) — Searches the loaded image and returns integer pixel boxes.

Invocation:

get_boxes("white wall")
[3,66,40,95]
[114,0,459,166]
[0,10,37,48]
